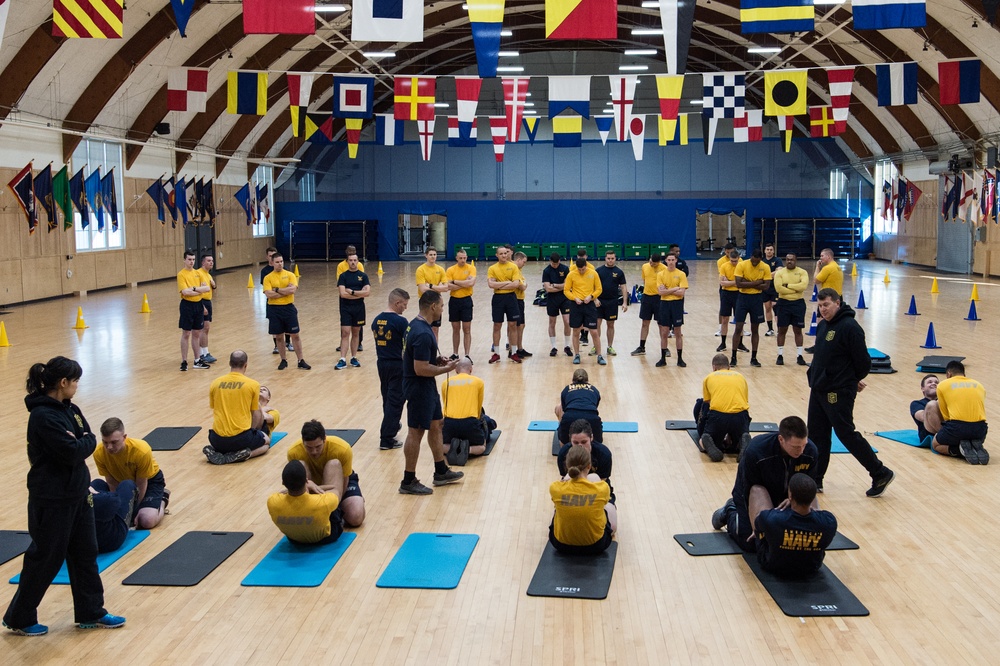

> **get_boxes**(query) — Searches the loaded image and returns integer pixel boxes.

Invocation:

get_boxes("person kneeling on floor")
[930,361,989,464]
[441,358,497,463]
[696,354,752,462]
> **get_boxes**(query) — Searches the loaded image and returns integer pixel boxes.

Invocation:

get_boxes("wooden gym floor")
[0,258,997,665]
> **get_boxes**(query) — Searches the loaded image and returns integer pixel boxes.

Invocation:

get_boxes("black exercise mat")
[122,531,252,586]
[742,553,869,617]
[483,430,501,456]
[673,531,859,556]
[666,420,777,432]
[526,542,618,599]
[144,426,202,451]
[915,355,964,372]
[551,432,563,456]
[0,531,32,566]
[325,429,364,447]
[665,420,697,430]
[870,366,897,374]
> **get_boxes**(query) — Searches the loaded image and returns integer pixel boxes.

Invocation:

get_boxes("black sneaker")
[518,348,533,358]
[749,357,761,367]
[193,359,210,370]
[433,468,464,486]
[711,498,735,530]
[203,446,225,465]
[730,355,737,367]
[465,355,473,365]
[450,354,459,360]
[737,344,750,353]
[550,348,558,357]
[222,449,252,464]
[564,346,574,357]
[298,359,311,370]
[797,355,808,366]
[971,438,989,464]
[866,468,895,497]
[805,345,815,354]
[655,359,667,367]
[380,440,403,450]
[399,479,433,495]
[677,359,687,368]
[776,355,784,365]
[959,440,980,465]
[277,360,288,370]
[272,346,279,355]
[630,346,645,356]
[180,361,188,372]
[701,434,724,462]
[358,343,363,352]
[738,432,752,461]
[715,343,727,352]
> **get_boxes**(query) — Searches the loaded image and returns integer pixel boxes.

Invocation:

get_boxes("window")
[71,138,124,251]
[299,171,316,202]
[829,169,847,199]
[251,165,274,238]
[874,161,899,235]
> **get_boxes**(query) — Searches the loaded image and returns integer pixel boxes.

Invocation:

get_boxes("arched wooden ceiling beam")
[0,21,66,126]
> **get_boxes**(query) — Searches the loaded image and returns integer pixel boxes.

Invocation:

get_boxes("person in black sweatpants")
[372,289,411,450]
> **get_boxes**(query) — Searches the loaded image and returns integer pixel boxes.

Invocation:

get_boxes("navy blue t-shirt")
[372,311,409,361]
[557,441,615,503]
[542,264,570,305]
[403,316,438,393]
[910,397,930,441]
[755,508,838,577]
[337,270,370,300]
[675,257,689,276]
[561,383,601,413]
[732,433,818,525]
[595,265,627,304]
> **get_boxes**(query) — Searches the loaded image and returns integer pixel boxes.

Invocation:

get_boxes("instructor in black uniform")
[372,289,410,450]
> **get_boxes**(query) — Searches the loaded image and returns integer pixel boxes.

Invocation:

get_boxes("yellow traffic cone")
[294,263,301,277]
[139,293,151,313]
[850,263,858,278]
[971,284,980,301]
[883,270,890,285]
[930,278,939,294]
[0,321,10,347]
[247,273,254,289]
[73,306,88,329]
[377,261,384,275]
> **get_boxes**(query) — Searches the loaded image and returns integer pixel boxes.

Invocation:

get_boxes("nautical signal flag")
[455,77,483,140]
[733,109,763,143]
[740,0,813,34]
[777,115,794,152]
[447,116,478,147]
[502,77,530,142]
[552,115,583,147]
[288,73,314,137]
[609,75,638,142]
[376,113,405,145]
[764,69,807,116]
[630,116,646,161]
[595,116,613,145]
[876,62,918,106]
[490,116,507,161]
[702,115,718,155]
[352,0,423,42]
[242,0,315,34]
[418,119,436,161]
[939,60,981,105]
[656,74,683,122]
[826,66,854,134]
[522,116,540,144]
[702,72,745,119]
[659,0,696,75]
[468,0,504,78]
[659,113,688,146]
[809,106,838,138]
[546,0,617,39]
[548,76,591,118]
[169,0,195,37]
[304,114,335,144]
[333,76,375,118]
[852,0,926,30]
[345,119,364,159]
[53,0,123,38]
[167,68,209,113]
[227,71,268,115]
[394,77,436,121]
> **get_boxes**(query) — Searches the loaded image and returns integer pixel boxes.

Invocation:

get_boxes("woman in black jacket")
[3,357,125,636]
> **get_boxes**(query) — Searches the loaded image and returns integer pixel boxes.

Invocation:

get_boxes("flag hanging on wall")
[740,0,814,33]
[203,179,216,227]
[418,119,436,160]
[8,163,37,234]
[903,180,922,222]
[502,77,530,142]
[376,113,405,145]
[959,172,976,223]
[963,171,981,224]
[777,115,794,152]
[659,0,695,75]
[34,165,56,232]
[808,106,838,137]
[163,176,177,226]
[468,0,504,78]
[54,165,72,230]
[257,183,270,222]
[288,73,314,136]
[876,62,918,106]
[985,171,998,223]
[333,76,375,118]
[630,115,646,161]
[522,116,540,144]
[733,109,763,143]
[447,116,478,147]
[548,76,591,118]
[71,167,90,222]
[84,168,104,231]
[852,0,926,29]
[352,0,423,42]
[765,70,807,116]
[234,183,254,225]
[227,71,268,115]
[490,116,507,161]
[455,77,483,140]
[609,75,638,141]
[595,116,613,145]
[394,76,436,121]
[938,59,981,105]
[545,0,617,39]
[941,176,955,221]
[552,115,583,147]
[881,181,892,219]
[189,178,203,224]
[702,72,745,118]
[346,119,364,158]
[170,0,195,37]
[826,67,854,134]
[896,177,906,220]
[243,0,315,34]
[53,0,123,38]
[167,68,209,113]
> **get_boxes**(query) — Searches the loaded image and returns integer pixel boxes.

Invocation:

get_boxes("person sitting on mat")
[89,479,137,553]
[931,361,989,464]
[696,354,752,462]
[911,374,941,448]
[267,461,345,546]
[548,445,618,555]
[555,369,603,445]
[710,415,818,552]
[94,418,169,529]
[258,386,280,437]
[441,358,497,460]
[556,419,615,505]
[286,420,365,527]
[204,350,270,465]
[754,473,837,578]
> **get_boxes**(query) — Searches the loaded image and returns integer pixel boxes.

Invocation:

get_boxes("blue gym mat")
[868,348,888,359]
[268,432,287,447]
[241,533,356,587]
[376,533,479,589]
[875,430,927,448]
[832,432,877,454]
[10,530,149,585]
[528,421,638,433]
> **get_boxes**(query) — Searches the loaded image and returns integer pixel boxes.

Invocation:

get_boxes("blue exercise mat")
[241,533,356,587]
[268,432,287,448]
[376,533,479,589]
[528,421,638,433]
[868,348,888,359]
[10,530,149,585]
[875,429,927,448]
[831,432,877,454]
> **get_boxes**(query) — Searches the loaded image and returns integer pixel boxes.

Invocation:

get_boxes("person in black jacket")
[3,357,125,637]
[806,289,895,497]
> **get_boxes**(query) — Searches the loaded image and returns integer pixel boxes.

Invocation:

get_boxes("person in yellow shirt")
[511,251,534,358]
[806,248,843,355]
[730,249,772,368]
[697,354,751,462]
[416,246,449,339]
[631,253,666,356]
[268,461,345,545]
[772,253,809,366]
[286,420,365,526]
[656,253,688,368]
[177,249,211,371]
[931,361,988,463]
[574,249,596,347]
[196,254,218,365]
[563,258,604,365]
[487,246,524,363]
[714,242,738,338]
[445,249,477,361]
[204,350,270,465]
[262,253,310,371]
[95,418,169,529]
[548,446,617,555]
[716,250,741,353]
[441,359,497,461]
[258,385,280,436]
[336,245,365,353]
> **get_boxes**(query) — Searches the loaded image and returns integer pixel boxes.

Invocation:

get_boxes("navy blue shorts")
[639,293,660,321]
[718,290,739,317]
[340,301,366,328]
[775,298,806,328]
[288,508,345,546]
[449,296,474,323]
[202,299,213,322]
[659,300,684,327]
[491,292,521,324]
[569,301,598,330]
[935,420,988,447]
[596,300,619,321]
[406,386,443,430]
[179,299,205,331]
[548,512,613,555]
[209,428,267,453]
[546,296,570,318]
[735,293,765,324]
[136,470,167,512]
[268,304,300,335]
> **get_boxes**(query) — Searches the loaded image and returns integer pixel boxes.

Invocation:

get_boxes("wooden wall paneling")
[21,255,62,301]
[0,259,23,303]
[94,250,127,289]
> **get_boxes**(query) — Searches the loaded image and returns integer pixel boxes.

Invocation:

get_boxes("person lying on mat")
[695,354,752,463]
[930,361,989,464]
[267,461,345,546]
[754,473,837,578]
[286,420,365,527]
[90,479,137,553]
[556,419,614,505]
[258,386,280,437]
[548,446,618,556]
[555,369,603,445]
[204,350,270,465]
[441,358,497,458]
[910,374,941,448]
[710,415,818,553]
[94,418,169,529]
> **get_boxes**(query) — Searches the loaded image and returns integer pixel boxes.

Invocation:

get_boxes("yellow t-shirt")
[564,268,602,301]
[94,437,160,482]
[641,262,666,295]
[816,261,844,295]
[445,263,476,299]
[336,260,364,278]
[937,376,987,422]
[196,267,215,301]
[177,268,203,302]
[416,263,447,291]
[717,255,731,271]
[515,267,527,301]
[441,373,484,420]
[702,370,750,413]
[734,259,772,295]
[267,492,340,544]
[774,266,809,301]
[263,269,297,305]
[287,436,354,482]
[263,408,281,435]
[719,261,739,292]
[209,371,260,437]
[657,268,688,301]
[487,261,522,294]
[550,477,610,546]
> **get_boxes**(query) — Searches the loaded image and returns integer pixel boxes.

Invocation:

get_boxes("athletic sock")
[564,336,572,347]
[434,460,449,475]
[200,347,208,356]
[777,346,784,356]
[403,471,416,485]
[511,345,518,355]
[767,321,774,331]
[797,346,804,356]
[639,339,646,350]
[550,336,557,348]
[677,349,683,362]
[661,348,667,361]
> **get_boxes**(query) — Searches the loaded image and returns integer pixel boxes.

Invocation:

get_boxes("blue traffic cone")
[811,284,818,302]
[630,285,639,304]
[965,300,981,321]
[856,290,867,310]
[905,295,920,316]
[920,322,941,349]
[807,311,817,336]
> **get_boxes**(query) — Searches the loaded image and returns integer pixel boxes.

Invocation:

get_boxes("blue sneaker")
[78,613,126,629]
[335,359,347,370]
[350,358,361,368]
[597,355,607,366]
[572,354,581,365]
[3,621,48,636]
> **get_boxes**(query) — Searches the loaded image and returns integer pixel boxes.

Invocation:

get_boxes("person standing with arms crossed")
[631,253,665,356]
[262,253,310,371]
[197,254,218,364]
[773,253,809,366]
[178,250,211,371]
[336,251,371,370]
[372,289,410,450]
[656,253,688,368]
[445,249,477,362]
[416,247,449,341]
[336,245,366,353]
[487,247,524,363]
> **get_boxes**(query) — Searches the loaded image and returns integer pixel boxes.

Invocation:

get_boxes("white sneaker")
[714,328,721,337]
[765,330,776,337]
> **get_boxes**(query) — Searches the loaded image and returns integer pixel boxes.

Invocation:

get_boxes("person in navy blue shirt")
[556,419,615,504]
[754,473,837,577]
[542,253,573,357]
[910,374,941,447]
[372,288,411,451]
[761,243,782,336]
[555,368,603,445]
[594,251,629,357]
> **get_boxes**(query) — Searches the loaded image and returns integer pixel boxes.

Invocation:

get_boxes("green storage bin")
[541,243,567,260]
[514,243,541,260]
[453,243,480,260]
[484,243,504,260]
[570,243,595,258]
[651,243,673,258]
[624,243,649,260]
[597,242,620,258]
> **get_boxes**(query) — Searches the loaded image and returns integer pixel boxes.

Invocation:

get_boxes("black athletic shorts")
[518,299,525,323]
[406,386,443,430]
[596,299,619,321]
[704,410,751,452]
[491,292,521,324]
[718,290,738,317]
[569,301,598,330]
[343,471,363,500]
[136,470,167,513]
[443,416,488,446]
[546,296,570,318]
[208,428,267,453]
[658,300,684,327]
[202,299,213,322]
[340,300,366,328]
[178,299,205,331]
[735,293,765,324]
[288,508,345,546]
[548,511,613,555]
[775,298,807,328]
[935,420,988,447]
[268,304,300,335]
[639,293,661,321]
[762,286,778,303]
[449,296,474,323]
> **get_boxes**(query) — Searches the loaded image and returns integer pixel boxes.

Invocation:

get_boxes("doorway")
[399,213,447,257]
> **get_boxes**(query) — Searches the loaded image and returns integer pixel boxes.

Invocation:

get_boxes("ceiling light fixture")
[619,65,649,71]
[812,0,845,4]
[433,103,449,108]
[747,46,782,54]
[313,4,347,12]
[500,29,513,36]
[498,50,519,57]
[496,65,525,72]
[624,49,658,56]
[631,28,663,35]
[362,51,395,58]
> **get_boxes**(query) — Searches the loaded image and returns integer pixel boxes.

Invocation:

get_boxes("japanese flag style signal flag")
[629,115,646,161]
[764,69,807,116]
